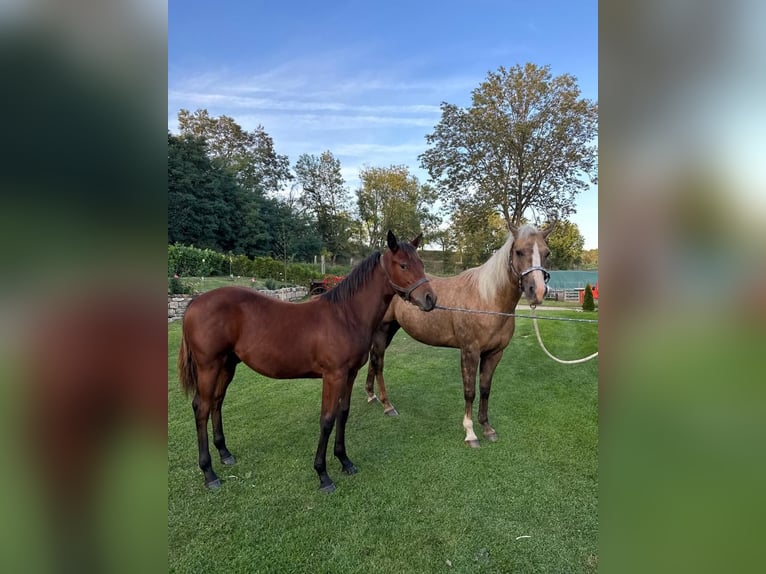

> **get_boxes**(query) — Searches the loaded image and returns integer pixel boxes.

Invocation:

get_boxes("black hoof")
[485,432,498,442]
[206,478,222,490]
[384,407,399,417]
[465,439,481,449]
[342,464,358,475]
[320,482,336,494]
[367,395,379,404]
[221,455,237,465]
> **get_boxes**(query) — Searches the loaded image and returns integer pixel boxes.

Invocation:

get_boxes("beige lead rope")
[433,304,598,364]
[530,307,599,364]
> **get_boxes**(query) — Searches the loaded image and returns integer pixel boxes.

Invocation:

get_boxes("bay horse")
[364,223,553,446]
[178,231,436,492]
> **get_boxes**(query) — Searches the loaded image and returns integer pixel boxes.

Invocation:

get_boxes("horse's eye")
[399,263,409,270]
[515,250,524,258]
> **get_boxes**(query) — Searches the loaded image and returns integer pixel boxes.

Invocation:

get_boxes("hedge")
[168,243,334,286]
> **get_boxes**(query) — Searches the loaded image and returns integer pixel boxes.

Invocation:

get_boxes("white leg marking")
[463,413,478,442]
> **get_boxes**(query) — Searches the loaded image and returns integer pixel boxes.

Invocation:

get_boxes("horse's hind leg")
[192,364,223,489]
[314,371,345,493]
[365,322,400,415]
[334,369,359,476]
[211,356,238,465]
[478,349,504,442]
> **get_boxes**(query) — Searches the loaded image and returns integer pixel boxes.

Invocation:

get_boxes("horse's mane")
[321,251,382,304]
[464,224,538,302]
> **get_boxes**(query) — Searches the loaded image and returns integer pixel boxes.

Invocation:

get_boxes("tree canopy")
[356,165,440,251]
[419,63,598,229]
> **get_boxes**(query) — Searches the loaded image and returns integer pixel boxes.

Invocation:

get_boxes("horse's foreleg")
[366,323,400,415]
[211,361,237,465]
[460,349,481,448]
[478,349,504,442]
[333,369,358,475]
[314,372,344,493]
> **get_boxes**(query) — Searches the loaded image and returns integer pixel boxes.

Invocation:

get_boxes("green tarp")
[547,270,598,290]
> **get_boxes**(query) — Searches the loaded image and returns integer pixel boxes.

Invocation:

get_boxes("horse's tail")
[177,327,197,397]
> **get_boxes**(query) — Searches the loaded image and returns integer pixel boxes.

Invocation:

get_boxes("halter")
[509,251,551,291]
[518,265,550,286]
[380,255,430,302]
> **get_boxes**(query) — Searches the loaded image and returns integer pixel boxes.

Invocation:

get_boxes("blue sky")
[169,1,598,248]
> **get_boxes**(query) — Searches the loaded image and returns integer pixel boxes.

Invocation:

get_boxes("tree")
[167,132,244,252]
[177,108,292,195]
[582,283,595,311]
[581,248,598,269]
[545,219,585,269]
[419,63,598,229]
[356,165,440,250]
[293,151,352,262]
[451,205,507,268]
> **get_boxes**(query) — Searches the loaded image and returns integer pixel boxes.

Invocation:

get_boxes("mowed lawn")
[168,310,598,573]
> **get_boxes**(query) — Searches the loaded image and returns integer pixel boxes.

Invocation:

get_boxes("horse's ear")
[509,224,519,239]
[386,230,399,252]
[411,233,423,249]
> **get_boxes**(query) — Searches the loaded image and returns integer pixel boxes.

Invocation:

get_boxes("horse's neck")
[345,271,394,330]
[497,281,522,312]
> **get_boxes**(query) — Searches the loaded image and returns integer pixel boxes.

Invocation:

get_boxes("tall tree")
[545,219,585,269]
[167,132,244,252]
[177,108,292,195]
[419,63,598,228]
[356,165,440,250]
[293,151,352,261]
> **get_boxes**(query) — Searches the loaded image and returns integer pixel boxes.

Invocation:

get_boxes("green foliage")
[581,248,598,269]
[583,283,596,311]
[177,108,293,195]
[420,63,598,227]
[168,276,192,295]
[546,219,586,269]
[171,110,322,262]
[168,244,327,286]
[167,243,227,276]
[294,151,353,260]
[451,205,507,267]
[356,165,441,250]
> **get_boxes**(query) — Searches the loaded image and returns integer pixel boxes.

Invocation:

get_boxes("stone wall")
[168,287,309,322]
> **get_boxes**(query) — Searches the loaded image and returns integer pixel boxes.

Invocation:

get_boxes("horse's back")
[183,287,284,354]
[393,274,515,351]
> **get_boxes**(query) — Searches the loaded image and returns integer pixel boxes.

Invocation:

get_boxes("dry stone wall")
[168,287,308,322]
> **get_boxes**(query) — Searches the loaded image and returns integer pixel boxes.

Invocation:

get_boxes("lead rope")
[529,306,599,364]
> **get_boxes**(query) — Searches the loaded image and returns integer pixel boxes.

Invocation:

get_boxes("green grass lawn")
[168,310,598,573]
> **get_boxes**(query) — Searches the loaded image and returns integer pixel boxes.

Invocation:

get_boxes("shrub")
[168,276,192,295]
[582,283,595,311]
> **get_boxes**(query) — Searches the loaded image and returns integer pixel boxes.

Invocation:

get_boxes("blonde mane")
[464,224,538,302]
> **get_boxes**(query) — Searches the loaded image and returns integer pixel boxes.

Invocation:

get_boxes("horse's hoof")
[465,439,481,448]
[484,432,498,442]
[367,395,379,404]
[384,407,399,416]
[206,478,222,490]
[342,464,358,475]
[221,455,237,465]
[320,482,336,494]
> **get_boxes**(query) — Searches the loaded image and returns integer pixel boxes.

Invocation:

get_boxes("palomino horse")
[364,224,552,446]
[178,232,436,492]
